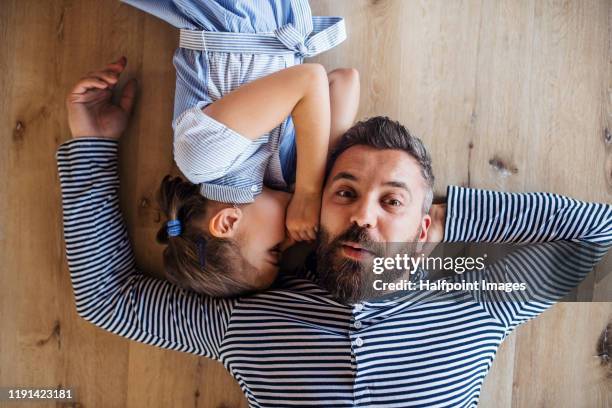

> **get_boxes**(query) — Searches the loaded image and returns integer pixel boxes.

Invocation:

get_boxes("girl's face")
[237,188,293,288]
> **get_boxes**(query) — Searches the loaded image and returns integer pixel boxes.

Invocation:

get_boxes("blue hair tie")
[166,219,182,237]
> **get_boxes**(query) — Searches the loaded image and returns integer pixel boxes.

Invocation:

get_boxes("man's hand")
[66,56,137,139]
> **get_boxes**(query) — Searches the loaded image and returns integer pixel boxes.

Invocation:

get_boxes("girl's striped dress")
[122,0,346,203]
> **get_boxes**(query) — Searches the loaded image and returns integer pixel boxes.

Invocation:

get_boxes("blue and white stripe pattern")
[178,16,345,57]
[121,0,346,203]
[57,138,612,407]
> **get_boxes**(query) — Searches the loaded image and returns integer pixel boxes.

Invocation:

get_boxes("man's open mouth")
[340,242,376,261]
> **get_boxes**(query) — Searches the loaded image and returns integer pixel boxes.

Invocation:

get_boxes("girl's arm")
[200,63,332,242]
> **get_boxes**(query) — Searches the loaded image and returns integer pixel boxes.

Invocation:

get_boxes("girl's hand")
[66,56,137,139]
[286,191,321,242]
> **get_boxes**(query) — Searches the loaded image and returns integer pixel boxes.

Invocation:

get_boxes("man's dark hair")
[327,116,435,213]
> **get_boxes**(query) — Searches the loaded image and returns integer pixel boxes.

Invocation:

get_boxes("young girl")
[119,0,360,296]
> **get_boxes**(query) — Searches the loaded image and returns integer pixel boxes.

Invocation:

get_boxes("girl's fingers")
[289,230,300,243]
[302,229,312,242]
[306,228,316,241]
[290,229,303,242]
[70,78,109,95]
[290,225,317,242]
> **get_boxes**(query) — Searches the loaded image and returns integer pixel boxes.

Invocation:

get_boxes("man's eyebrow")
[384,180,410,191]
[383,181,413,198]
[331,173,413,195]
[331,172,358,182]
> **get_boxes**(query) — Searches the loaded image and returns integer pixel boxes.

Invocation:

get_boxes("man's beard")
[316,224,421,304]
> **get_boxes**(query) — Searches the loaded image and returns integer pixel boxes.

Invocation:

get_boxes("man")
[59,59,611,407]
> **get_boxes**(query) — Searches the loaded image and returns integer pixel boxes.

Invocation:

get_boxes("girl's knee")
[300,63,328,83]
[329,67,360,86]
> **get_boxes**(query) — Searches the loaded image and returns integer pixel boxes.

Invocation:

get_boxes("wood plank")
[1,1,610,407]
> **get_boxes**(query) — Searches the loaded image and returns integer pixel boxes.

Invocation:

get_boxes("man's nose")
[349,198,377,229]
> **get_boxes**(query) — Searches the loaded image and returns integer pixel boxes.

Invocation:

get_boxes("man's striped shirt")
[57,138,612,408]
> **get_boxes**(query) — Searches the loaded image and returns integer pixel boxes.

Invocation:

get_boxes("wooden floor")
[1,0,611,407]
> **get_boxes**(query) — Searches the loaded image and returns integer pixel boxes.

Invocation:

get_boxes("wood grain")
[1,0,610,406]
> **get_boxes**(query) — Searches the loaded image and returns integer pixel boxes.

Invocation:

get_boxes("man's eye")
[336,190,354,198]
[385,198,403,207]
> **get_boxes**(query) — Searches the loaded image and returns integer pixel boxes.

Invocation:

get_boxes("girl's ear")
[209,207,242,238]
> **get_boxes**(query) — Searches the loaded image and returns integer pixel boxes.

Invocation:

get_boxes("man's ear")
[209,207,242,238]
[415,214,432,256]
[418,214,432,242]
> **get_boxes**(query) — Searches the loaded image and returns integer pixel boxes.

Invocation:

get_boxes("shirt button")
[354,304,364,312]
[355,337,364,347]
[354,321,362,329]
[250,185,258,192]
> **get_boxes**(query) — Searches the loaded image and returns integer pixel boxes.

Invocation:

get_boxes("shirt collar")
[199,183,260,203]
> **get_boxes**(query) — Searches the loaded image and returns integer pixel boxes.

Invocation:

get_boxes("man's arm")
[440,185,611,330]
[60,58,236,358]
[58,138,235,358]
[442,185,611,245]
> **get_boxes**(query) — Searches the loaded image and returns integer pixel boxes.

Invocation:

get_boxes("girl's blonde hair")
[156,175,257,297]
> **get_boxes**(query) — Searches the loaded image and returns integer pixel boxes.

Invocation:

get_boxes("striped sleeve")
[56,137,235,358]
[173,101,255,184]
[442,185,612,330]
[443,185,612,245]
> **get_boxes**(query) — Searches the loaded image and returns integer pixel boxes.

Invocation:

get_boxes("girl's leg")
[328,68,360,149]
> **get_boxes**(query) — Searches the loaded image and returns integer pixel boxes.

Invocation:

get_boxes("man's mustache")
[329,224,386,258]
